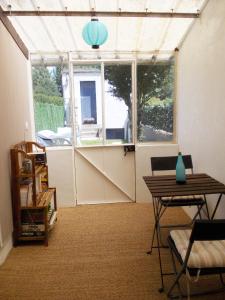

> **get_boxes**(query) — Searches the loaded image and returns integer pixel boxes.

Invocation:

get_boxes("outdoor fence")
[34,102,64,133]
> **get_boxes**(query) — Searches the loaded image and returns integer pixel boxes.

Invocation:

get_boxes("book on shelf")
[20,182,33,206]
[35,170,48,193]
[21,223,45,232]
[27,152,46,165]
[21,207,56,224]
[48,207,53,221]
[35,174,41,194]
[21,231,45,237]
[19,178,32,185]
[40,172,48,191]
[49,211,57,227]
[21,211,57,236]
[21,209,44,223]
[21,222,45,237]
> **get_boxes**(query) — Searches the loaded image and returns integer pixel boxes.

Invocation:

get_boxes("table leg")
[211,193,223,219]
[155,210,165,292]
[147,197,159,254]
[147,197,166,254]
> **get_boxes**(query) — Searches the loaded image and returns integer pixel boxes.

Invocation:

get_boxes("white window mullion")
[132,60,137,144]
[68,53,76,147]
[101,62,106,145]
[174,51,178,144]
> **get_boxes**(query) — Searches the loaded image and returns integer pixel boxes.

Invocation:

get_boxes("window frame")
[31,55,176,148]
[31,59,73,147]
[135,58,176,144]
[70,59,135,147]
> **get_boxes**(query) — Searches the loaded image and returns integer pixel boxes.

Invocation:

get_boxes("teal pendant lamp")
[82,18,108,49]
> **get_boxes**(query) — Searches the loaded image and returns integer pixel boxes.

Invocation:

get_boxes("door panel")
[73,63,134,204]
[75,147,135,204]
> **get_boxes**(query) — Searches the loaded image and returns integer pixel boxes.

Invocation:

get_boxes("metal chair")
[149,155,209,257]
[167,219,225,299]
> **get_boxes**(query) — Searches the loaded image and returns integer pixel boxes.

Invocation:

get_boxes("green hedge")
[140,98,173,132]
[34,93,63,105]
[34,102,64,133]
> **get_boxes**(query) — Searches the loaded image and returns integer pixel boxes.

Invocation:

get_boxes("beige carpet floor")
[0,203,224,300]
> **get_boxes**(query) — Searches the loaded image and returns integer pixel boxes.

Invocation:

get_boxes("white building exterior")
[63,67,129,142]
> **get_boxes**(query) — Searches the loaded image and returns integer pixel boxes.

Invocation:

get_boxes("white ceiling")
[0,0,208,61]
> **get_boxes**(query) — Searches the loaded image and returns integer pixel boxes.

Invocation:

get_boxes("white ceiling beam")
[0,6,29,59]
[30,49,174,56]
[2,10,200,18]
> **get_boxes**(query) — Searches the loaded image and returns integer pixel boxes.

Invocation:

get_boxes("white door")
[73,62,136,204]
[75,146,135,204]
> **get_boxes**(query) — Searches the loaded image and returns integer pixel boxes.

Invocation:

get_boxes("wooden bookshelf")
[10,141,57,246]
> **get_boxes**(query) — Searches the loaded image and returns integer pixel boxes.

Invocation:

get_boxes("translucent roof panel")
[0,0,208,60]
[0,0,206,12]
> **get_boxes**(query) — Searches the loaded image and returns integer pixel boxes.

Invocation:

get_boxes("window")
[104,64,132,144]
[80,81,97,125]
[74,64,103,146]
[137,59,175,142]
[32,58,175,147]
[32,63,72,147]
[73,63,133,146]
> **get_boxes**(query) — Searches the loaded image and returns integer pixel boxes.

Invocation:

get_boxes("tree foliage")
[104,65,132,109]
[32,66,63,105]
[141,98,173,132]
[51,65,63,96]
[137,63,174,105]
[104,61,174,138]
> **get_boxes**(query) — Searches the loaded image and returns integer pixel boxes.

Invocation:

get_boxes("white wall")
[105,81,128,128]
[0,23,32,264]
[177,0,225,218]
[46,147,76,207]
[135,144,179,202]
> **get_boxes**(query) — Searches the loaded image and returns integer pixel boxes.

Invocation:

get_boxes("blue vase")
[176,152,186,184]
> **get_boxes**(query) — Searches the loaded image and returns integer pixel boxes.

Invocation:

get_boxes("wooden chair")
[149,155,209,255]
[167,219,225,298]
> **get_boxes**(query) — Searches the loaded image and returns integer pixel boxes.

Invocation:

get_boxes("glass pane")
[32,63,72,147]
[73,64,103,146]
[104,64,132,144]
[137,59,175,142]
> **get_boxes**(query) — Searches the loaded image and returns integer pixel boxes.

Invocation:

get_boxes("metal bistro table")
[143,173,225,292]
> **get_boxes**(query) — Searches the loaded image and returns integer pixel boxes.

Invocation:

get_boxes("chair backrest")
[150,155,193,175]
[190,219,225,243]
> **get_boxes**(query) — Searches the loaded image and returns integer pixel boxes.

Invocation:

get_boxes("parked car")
[36,130,72,147]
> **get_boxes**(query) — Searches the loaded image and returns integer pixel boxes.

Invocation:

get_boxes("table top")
[143,173,225,198]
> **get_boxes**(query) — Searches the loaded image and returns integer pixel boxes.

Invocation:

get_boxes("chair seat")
[160,195,205,207]
[170,229,225,268]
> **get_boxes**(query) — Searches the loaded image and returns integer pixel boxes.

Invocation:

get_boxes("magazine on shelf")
[20,182,33,206]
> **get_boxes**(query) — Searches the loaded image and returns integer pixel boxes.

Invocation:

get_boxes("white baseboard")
[0,235,13,265]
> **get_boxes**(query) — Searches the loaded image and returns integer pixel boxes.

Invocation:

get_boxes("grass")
[79,139,127,146]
